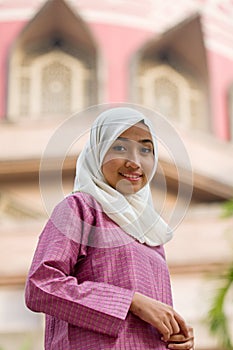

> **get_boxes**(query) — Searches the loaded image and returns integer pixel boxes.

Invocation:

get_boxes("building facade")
[0,1,233,349]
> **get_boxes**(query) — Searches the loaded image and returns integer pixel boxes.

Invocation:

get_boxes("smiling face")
[101,122,155,195]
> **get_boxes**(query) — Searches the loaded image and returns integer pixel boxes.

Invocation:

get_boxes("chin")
[115,178,145,195]
[119,186,142,195]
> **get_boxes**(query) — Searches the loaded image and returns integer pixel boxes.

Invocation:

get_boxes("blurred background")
[0,0,233,349]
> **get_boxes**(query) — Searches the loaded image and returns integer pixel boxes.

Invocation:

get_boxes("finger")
[167,333,194,343]
[157,323,171,342]
[174,312,189,337]
[163,319,174,337]
[168,343,194,350]
[160,317,180,342]
[166,334,187,342]
[170,316,180,335]
[167,338,194,349]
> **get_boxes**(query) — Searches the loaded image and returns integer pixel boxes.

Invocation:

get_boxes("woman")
[25,107,194,349]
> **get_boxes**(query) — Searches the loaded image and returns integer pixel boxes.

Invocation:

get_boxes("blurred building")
[0,0,233,349]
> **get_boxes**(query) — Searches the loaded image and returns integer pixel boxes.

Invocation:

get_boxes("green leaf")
[207,266,233,350]
[221,199,233,218]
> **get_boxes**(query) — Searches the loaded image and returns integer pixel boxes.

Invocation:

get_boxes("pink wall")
[1,17,233,144]
[0,21,26,119]
[207,50,233,140]
[90,23,153,103]
[0,19,153,116]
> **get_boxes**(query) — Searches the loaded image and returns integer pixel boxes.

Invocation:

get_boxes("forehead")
[118,122,152,141]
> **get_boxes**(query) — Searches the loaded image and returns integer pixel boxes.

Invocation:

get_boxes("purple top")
[25,192,173,349]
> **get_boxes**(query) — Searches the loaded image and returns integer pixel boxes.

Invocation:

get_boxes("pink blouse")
[25,192,173,349]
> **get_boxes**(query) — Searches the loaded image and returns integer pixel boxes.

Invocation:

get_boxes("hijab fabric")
[73,107,172,246]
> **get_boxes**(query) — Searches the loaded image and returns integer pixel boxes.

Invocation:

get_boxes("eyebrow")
[117,137,153,146]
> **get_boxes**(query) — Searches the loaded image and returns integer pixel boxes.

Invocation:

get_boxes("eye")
[112,145,126,152]
[140,147,153,154]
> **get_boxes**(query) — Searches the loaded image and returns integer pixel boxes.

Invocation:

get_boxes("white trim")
[202,3,233,29]
[0,3,233,61]
[76,10,158,31]
[203,18,233,40]
[0,6,43,21]
[30,63,40,118]
[7,52,23,120]
[5,12,231,63]
[205,38,233,60]
[0,7,183,31]
[0,1,232,30]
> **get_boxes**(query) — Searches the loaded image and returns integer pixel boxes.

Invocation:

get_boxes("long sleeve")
[25,194,134,337]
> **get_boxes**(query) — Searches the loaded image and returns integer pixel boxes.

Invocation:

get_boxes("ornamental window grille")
[41,61,71,115]
[8,50,89,120]
[139,64,205,129]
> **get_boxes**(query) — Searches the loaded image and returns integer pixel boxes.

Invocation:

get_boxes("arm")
[25,195,134,337]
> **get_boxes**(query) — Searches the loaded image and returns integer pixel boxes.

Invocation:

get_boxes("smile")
[120,173,142,181]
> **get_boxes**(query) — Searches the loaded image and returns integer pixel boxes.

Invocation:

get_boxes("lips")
[119,172,142,181]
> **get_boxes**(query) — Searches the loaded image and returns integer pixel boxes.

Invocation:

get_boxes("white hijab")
[73,107,173,246]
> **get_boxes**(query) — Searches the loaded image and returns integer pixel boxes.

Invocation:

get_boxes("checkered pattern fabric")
[25,193,172,349]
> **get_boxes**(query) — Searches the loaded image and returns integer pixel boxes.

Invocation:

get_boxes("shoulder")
[44,192,103,238]
[68,191,103,211]
[54,191,104,222]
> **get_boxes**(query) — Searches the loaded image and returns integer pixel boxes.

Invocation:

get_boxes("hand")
[164,326,194,349]
[129,292,189,342]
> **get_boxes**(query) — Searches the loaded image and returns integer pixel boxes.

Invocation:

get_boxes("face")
[101,122,155,195]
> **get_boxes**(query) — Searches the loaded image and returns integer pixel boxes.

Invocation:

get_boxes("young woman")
[25,107,194,349]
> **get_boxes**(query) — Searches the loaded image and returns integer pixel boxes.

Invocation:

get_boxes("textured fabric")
[73,107,173,246]
[25,192,173,350]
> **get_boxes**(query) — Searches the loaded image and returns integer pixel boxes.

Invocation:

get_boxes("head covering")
[73,107,172,246]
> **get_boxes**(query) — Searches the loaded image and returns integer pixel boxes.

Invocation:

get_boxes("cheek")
[102,162,111,177]
[143,157,155,179]
[102,158,122,180]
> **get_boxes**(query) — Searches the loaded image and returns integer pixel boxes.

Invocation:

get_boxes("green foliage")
[222,199,233,218]
[207,265,233,350]
[207,199,233,350]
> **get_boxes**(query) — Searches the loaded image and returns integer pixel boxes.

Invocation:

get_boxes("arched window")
[7,0,98,121]
[130,15,210,132]
[139,64,205,129]
[8,50,89,120]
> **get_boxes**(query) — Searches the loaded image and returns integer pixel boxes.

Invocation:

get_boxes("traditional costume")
[25,107,173,349]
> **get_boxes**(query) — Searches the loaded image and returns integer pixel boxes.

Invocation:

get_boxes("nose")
[125,151,140,169]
